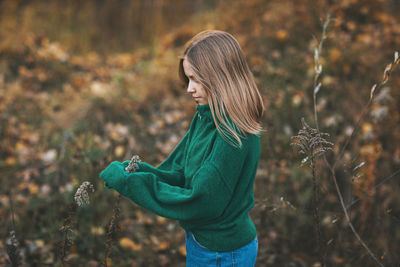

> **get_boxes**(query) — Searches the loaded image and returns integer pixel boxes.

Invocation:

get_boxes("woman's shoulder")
[214,131,260,152]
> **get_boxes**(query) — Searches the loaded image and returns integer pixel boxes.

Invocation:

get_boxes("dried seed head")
[291,118,333,166]
[74,181,94,207]
[125,155,141,173]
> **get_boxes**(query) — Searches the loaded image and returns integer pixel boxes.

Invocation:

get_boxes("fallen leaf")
[276,29,288,41]
[5,157,16,165]
[28,183,40,195]
[178,244,186,256]
[157,241,169,251]
[119,237,142,251]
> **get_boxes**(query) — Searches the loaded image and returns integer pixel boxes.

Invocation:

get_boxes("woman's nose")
[187,81,195,93]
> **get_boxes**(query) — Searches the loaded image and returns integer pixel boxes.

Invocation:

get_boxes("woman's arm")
[100,135,249,221]
[132,130,191,187]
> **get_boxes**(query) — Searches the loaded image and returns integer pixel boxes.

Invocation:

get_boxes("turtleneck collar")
[196,104,213,121]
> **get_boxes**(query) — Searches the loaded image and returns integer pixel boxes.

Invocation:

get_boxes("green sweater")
[100,104,261,252]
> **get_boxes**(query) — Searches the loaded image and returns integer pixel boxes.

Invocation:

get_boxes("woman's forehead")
[182,58,194,75]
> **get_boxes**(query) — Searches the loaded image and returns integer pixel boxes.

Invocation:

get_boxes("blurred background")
[0,0,399,266]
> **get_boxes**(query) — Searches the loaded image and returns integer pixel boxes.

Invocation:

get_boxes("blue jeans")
[185,231,258,267]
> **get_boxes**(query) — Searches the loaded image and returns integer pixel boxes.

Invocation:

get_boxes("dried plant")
[291,118,332,266]
[59,181,94,265]
[125,155,141,173]
[291,118,333,167]
[74,181,95,207]
[320,52,399,267]
[293,13,400,267]
[322,52,399,267]
[102,155,141,267]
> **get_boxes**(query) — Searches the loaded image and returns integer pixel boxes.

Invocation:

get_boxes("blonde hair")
[178,30,265,147]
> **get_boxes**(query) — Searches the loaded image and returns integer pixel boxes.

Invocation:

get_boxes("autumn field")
[1,0,400,266]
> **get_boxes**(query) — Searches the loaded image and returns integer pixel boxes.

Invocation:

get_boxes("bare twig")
[323,157,384,267]
[346,168,400,210]
[332,54,400,170]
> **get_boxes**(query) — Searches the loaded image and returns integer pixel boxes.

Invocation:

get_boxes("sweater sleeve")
[100,136,248,221]
[134,130,190,187]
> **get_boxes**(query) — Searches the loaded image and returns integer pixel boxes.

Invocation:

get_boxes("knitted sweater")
[100,104,261,252]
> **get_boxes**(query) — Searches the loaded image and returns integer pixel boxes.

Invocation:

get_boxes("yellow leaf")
[18,183,27,190]
[119,237,142,251]
[276,29,288,41]
[330,48,341,63]
[16,141,27,150]
[157,241,169,251]
[178,244,187,256]
[28,183,40,195]
[361,123,373,134]
[156,216,167,224]
[5,157,16,165]
[144,216,153,224]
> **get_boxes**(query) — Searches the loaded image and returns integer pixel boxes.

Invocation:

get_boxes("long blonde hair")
[179,30,264,147]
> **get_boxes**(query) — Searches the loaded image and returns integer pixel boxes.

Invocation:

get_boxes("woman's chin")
[194,99,207,105]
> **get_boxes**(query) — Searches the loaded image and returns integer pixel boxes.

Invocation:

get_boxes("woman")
[100,30,264,266]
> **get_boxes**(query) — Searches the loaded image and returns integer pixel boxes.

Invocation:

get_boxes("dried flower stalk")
[291,118,332,266]
[74,181,94,207]
[102,154,141,267]
[291,118,333,166]
[60,181,94,265]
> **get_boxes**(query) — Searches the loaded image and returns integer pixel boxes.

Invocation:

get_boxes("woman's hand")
[100,161,127,189]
